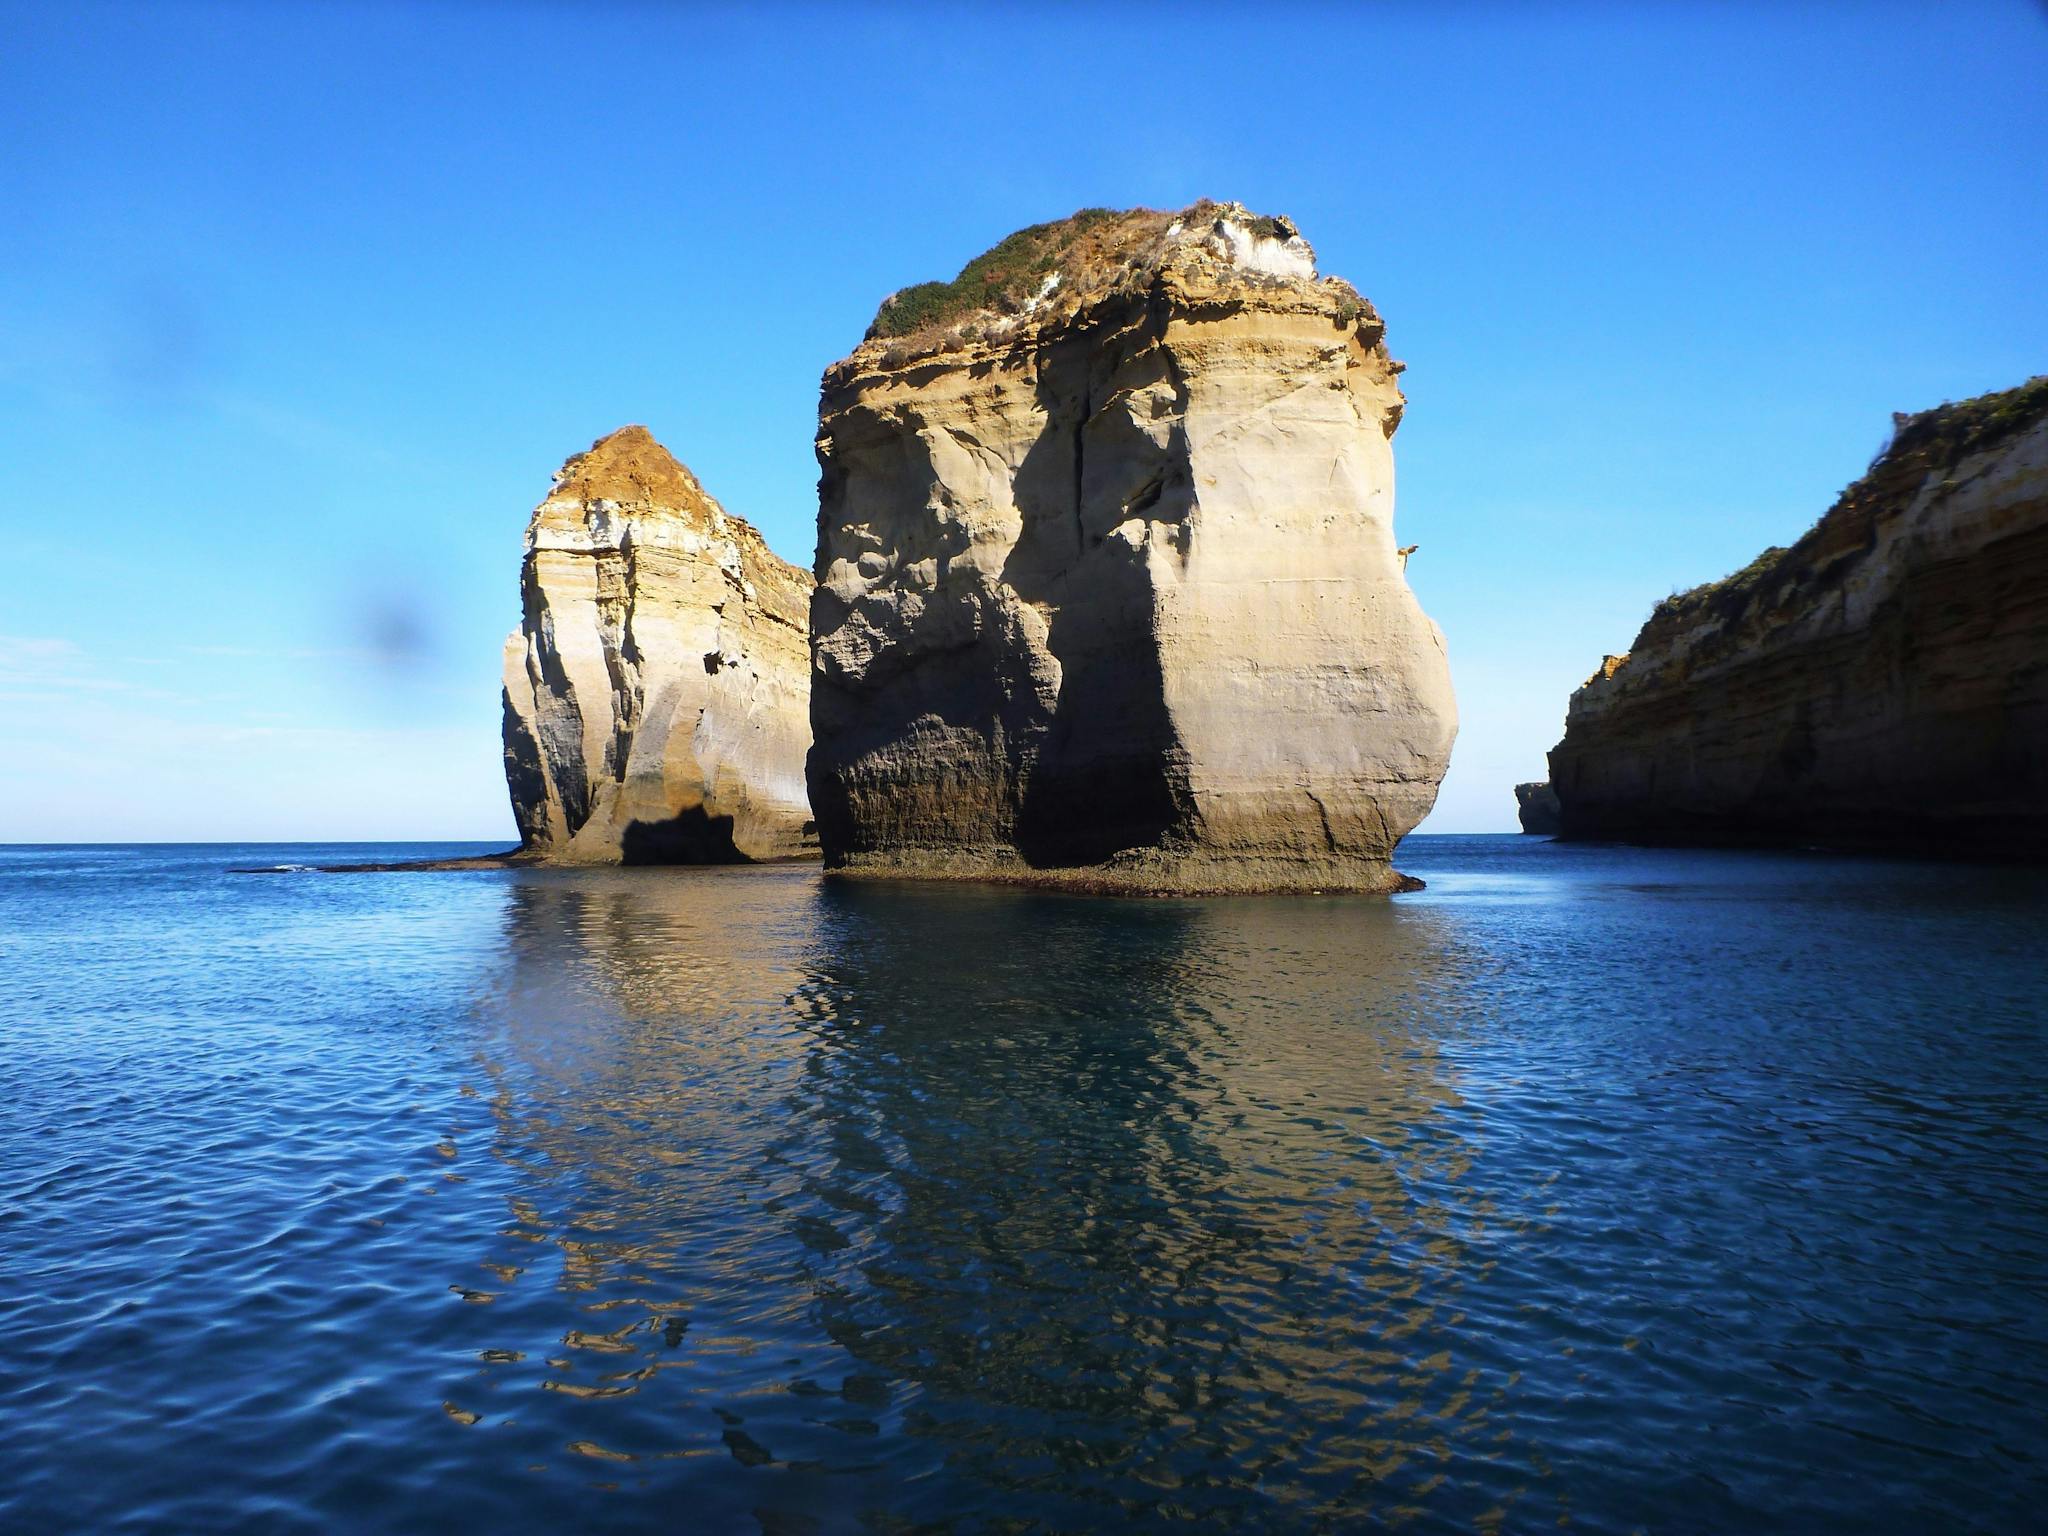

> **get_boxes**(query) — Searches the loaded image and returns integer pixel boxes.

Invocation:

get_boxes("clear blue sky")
[3,0,2043,842]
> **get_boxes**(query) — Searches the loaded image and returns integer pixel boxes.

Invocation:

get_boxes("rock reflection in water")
[453,867,1520,1531]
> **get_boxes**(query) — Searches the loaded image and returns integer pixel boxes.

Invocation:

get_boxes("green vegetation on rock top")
[860,200,1337,346]
[1642,374,2048,642]
[866,207,1132,340]
[1894,372,2048,464]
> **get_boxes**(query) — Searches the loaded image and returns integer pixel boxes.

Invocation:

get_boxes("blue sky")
[2,0,2043,842]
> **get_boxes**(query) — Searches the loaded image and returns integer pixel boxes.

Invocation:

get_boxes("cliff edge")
[502,426,816,863]
[1548,377,2048,855]
[808,202,1457,893]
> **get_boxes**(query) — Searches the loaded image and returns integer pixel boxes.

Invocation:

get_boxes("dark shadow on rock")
[809,293,1204,871]
[517,562,593,832]
[805,410,996,860]
[1005,303,1193,868]
[620,806,750,865]
[500,687,551,848]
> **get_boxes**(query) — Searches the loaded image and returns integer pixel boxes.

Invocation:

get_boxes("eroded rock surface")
[1548,378,2048,855]
[503,426,815,863]
[809,202,1456,892]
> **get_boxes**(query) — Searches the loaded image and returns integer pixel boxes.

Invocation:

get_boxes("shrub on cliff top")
[1886,372,2048,466]
[1642,373,2048,644]
[867,207,1125,340]
[860,200,1353,349]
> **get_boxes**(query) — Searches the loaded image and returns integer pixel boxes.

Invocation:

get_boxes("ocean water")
[2,838,2044,1534]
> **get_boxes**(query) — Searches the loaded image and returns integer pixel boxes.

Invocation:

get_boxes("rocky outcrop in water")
[502,427,815,863]
[808,202,1456,892]
[1515,782,1561,835]
[1548,377,2048,855]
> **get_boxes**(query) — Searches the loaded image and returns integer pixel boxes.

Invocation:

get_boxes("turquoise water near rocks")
[2,837,2044,1533]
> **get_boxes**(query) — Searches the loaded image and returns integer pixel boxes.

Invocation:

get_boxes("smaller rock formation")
[809,202,1457,893]
[1515,781,1561,835]
[1548,376,2048,855]
[502,427,816,863]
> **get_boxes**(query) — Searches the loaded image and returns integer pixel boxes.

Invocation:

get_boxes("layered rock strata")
[1549,377,2048,855]
[502,426,816,863]
[808,202,1457,893]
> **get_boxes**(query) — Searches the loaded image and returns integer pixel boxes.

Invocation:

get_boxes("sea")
[2,836,2043,1534]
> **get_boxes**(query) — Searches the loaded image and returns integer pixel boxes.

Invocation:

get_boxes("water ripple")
[1,841,2044,1532]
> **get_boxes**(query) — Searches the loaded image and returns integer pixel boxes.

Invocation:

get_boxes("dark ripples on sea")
[1,838,2044,1533]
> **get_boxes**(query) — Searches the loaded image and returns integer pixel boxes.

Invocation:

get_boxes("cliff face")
[1515,782,1561,835]
[809,202,1456,892]
[1549,377,2048,855]
[502,426,816,863]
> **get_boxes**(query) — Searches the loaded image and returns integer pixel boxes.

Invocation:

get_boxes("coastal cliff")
[808,202,1456,892]
[1515,782,1561,835]
[502,426,816,863]
[1548,377,2048,855]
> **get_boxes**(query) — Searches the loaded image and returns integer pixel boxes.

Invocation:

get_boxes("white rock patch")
[1209,218,1317,280]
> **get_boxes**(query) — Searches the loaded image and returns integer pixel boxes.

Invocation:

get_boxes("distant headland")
[1526,375,2048,856]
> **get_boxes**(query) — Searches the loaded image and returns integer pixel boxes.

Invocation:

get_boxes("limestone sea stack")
[808,202,1457,893]
[502,426,816,863]
[1548,377,2048,855]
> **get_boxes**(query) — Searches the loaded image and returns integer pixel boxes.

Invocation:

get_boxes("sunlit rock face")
[1549,378,2048,855]
[809,202,1457,892]
[502,426,815,863]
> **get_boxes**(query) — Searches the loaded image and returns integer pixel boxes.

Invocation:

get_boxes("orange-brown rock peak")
[548,424,717,515]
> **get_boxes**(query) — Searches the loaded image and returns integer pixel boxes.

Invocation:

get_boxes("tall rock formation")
[502,426,816,863]
[808,203,1457,893]
[1548,377,2048,855]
